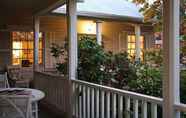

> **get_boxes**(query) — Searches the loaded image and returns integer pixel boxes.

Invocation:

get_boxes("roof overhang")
[52,11,143,23]
[51,0,143,23]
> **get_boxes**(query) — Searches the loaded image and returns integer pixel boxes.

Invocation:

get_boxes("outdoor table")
[0,88,45,118]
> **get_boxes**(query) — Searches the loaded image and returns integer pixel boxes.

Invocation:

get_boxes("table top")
[0,88,45,102]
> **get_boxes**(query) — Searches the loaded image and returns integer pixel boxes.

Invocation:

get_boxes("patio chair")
[7,66,31,88]
[0,95,32,118]
[0,72,10,88]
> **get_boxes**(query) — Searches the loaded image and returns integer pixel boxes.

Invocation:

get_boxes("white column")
[96,21,102,45]
[42,33,46,71]
[163,0,180,118]
[67,0,77,80]
[135,25,141,61]
[33,16,40,71]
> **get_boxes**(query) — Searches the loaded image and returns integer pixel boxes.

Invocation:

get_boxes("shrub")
[50,42,68,75]
[128,63,162,97]
[180,70,186,104]
[78,36,107,83]
[103,52,137,89]
[50,36,186,104]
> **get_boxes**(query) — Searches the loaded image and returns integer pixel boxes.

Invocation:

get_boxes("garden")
[50,36,186,104]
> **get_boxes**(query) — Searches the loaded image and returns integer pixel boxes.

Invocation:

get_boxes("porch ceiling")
[0,0,63,25]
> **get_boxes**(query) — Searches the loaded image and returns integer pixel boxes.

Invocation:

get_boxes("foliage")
[78,36,107,82]
[143,49,163,67]
[133,0,186,32]
[180,70,186,104]
[56,63,68,75]
[129,63,162,97]
[50,42,68,75]
[77,38,163,97]
[50,36,186,103]
[103,52,137,88]
[123,49,163,97]
[50,43,64,58]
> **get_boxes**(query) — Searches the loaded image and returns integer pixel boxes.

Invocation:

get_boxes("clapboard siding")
[0,16,154,68]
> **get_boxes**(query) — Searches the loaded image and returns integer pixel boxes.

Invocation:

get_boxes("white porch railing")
[72,80,163,118]
[34,71,186,118]
[34,71,72,117]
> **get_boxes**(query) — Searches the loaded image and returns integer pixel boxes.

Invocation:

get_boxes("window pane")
[28,41,33,49]
[22,41,28,49]
[127,35,144,59]
[39,41,42,49]
[13,50,22,59]
[12,32,43,65]
[13,41,22,49]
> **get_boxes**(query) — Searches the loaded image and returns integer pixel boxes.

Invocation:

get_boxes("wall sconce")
[78,20,96,34]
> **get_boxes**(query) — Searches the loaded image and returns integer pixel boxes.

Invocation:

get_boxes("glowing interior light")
[13,42,22,58]
[78,20,96,34]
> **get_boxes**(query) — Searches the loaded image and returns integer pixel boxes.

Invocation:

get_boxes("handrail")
[174,103,186,113]
[72,79,163,105]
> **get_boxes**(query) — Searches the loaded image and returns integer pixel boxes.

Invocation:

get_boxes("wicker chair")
[0,95,32,118]
[0,72,10,88]
[7,66,31,88]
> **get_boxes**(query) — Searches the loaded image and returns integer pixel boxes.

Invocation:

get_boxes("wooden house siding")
[0,16,154,68]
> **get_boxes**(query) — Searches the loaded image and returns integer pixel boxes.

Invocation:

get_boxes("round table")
[15,88,45,102]
[0,88,45,102]
[0,88,45,118]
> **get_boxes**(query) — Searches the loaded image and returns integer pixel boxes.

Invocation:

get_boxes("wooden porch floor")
[39,104,64,118]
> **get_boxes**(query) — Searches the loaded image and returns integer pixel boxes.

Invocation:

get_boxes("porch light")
[78,20,96,34]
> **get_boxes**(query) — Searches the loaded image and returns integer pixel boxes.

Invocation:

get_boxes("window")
[127,35,144,58]
[12,32,43,65]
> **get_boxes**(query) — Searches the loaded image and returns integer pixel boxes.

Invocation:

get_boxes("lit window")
[12,32,43,66]
[127,35,144,59]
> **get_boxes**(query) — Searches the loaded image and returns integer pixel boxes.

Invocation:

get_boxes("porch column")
[135,25,141,61]
[42,33,46,71]
[67,0,77,80]
[95,20,102,45]
[33,16,40,71]
[163,0,180,118]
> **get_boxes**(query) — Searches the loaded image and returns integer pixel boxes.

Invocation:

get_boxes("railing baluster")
[72,83,76,116]
[142,101,147,118]
[87,87,90,118]
[83,86,86,118]
[79,85,82,118]
[106,92,110,118]
[112,93,116,118]
[101,91,105,118]
[151,103,157,118]
[75,84,79,117]
[133,99,139,118]
[96,89,100,118]
[118,95,123,118]
[125,96,130,118]
[91,88,95,118]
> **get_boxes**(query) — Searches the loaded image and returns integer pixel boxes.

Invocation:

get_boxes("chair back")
[0,95,32,118]
[0,72,9,88]
[7,65,21,80]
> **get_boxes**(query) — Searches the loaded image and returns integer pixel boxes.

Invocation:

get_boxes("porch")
[0,0,186,118]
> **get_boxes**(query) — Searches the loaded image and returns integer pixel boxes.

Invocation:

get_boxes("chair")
[0,72,10,88]
[7,66,31,88]
[0,95,32,118]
